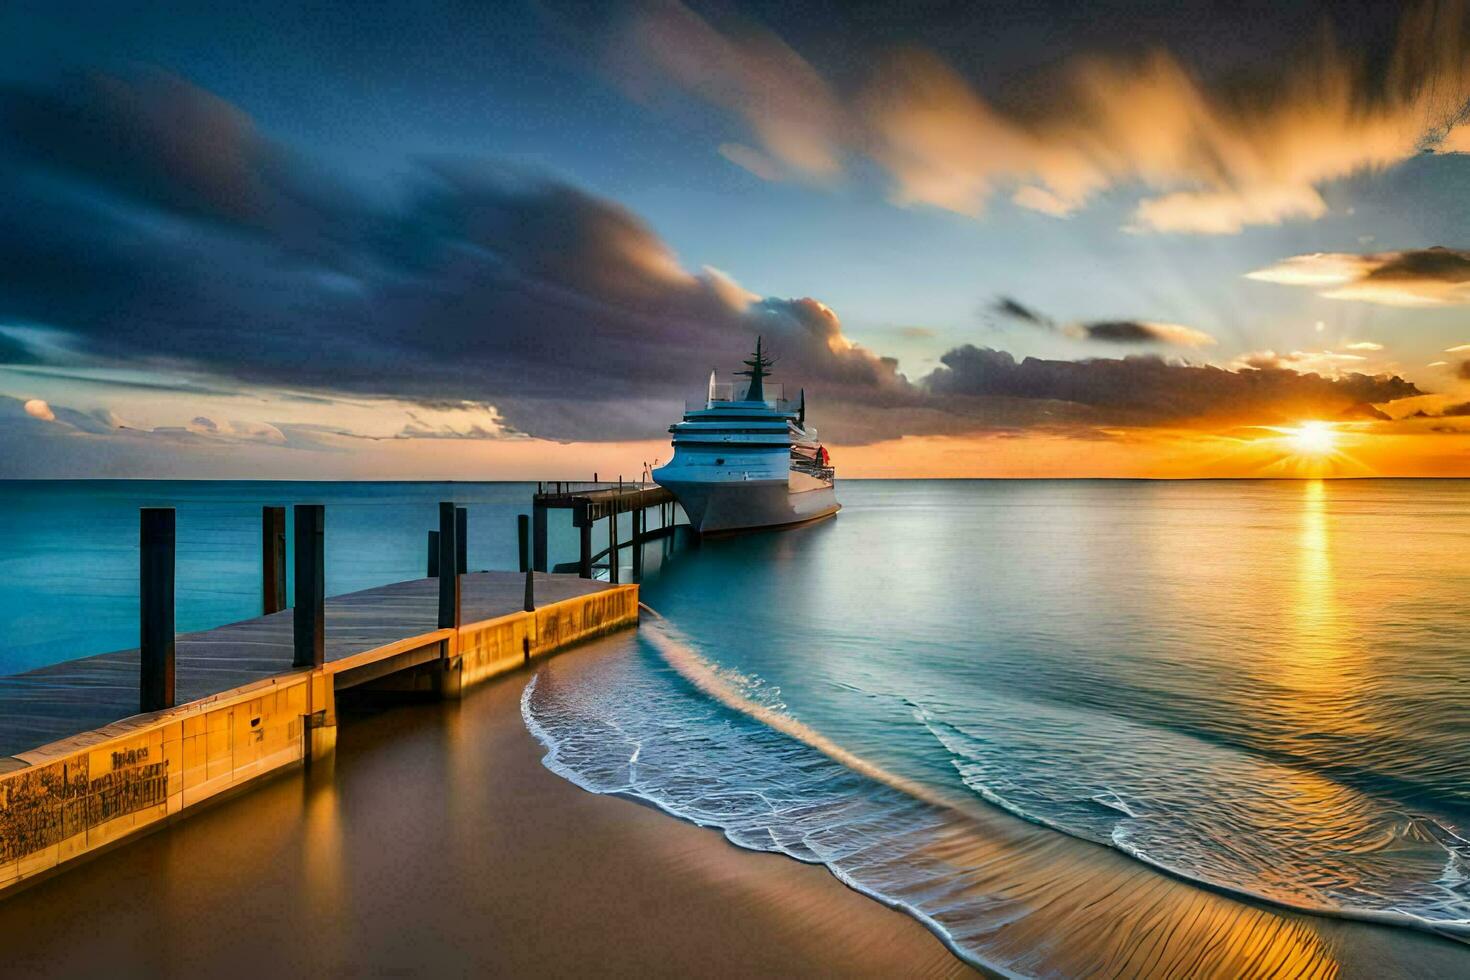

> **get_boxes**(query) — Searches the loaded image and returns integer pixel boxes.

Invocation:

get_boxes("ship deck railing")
[684,382,797,414]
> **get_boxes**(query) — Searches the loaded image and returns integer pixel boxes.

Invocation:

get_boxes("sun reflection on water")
[1285,480,1343,693]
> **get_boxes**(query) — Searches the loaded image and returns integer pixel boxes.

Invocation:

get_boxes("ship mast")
[735,336,774,402]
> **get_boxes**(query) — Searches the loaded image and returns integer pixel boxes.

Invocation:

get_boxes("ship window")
[714,458,725,465]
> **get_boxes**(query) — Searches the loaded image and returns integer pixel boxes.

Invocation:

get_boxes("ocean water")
[3,478,1469,976]
[523,479,1470,976]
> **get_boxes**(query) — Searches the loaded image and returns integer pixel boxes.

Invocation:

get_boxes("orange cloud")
[1232,349,1375,376]
[22,398,54,421]
[865,3,1470,233]
[613,1,1470,234]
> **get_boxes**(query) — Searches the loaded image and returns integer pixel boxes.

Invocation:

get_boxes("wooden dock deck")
[0,566,639,894]
[0,572,616,764]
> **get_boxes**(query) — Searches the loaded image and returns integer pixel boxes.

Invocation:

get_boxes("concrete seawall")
[0,577,639,896]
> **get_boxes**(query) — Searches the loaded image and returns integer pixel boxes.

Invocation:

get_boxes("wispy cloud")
[608,0,1470,234]
[609,0,846,180]
[1080,321,1216,348]
[1233,349,1375,376]
[989,297,1216,347]
[865,1,1470,234]
[717,142,784,181]
[1246,246,1470,305]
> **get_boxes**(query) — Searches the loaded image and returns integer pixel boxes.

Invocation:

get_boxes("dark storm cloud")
[0,70,1423,445]
[0,70,916,440]
[0,72,363,261]
[923,347,1420,429]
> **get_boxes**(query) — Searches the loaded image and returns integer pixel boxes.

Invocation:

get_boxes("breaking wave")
[522,619,1469,977]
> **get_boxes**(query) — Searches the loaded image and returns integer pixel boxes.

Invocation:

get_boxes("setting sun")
[1285,421,1338,457]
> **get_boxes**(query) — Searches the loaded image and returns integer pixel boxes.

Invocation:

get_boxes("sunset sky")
[3,0,1470,478]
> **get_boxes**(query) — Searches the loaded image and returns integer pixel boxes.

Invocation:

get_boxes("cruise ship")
[652,338,840,535]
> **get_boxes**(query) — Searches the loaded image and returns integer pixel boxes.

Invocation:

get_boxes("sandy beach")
[0,637,974,978]
[1,628,1466,978]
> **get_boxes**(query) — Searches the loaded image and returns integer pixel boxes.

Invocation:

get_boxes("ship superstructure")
[652,338,840,534]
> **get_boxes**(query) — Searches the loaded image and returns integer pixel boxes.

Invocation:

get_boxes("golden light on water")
[1287,479,1343,692]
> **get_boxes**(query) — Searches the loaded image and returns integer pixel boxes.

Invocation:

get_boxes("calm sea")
[524,479,1470,974]
[3,478,1468,975]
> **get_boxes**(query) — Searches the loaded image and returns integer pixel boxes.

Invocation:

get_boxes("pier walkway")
[0,559,638,895]
[0,572,618,764]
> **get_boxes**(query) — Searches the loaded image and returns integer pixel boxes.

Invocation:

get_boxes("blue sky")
[2,0,1469,477]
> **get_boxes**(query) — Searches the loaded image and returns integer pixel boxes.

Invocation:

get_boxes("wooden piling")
[532,502,548,573]
[632,507,643,580]
[292,504,325,670]
[427,530,440,577]
[608,507,619,583]
[261,506,286,615]
[139,507,176,713]
[437,502,459,629]
[455,506,467,575]
[577,501,592,579]
[517,514,530,572]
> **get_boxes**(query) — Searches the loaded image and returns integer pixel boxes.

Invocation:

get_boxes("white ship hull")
[653,340,838,535]
[658,478,839,535]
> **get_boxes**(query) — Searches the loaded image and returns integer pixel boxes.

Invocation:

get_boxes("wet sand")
[0,637,973,978]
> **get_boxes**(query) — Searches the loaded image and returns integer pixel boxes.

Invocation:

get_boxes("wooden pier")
[0,500,639,897]
[532,481,682,580]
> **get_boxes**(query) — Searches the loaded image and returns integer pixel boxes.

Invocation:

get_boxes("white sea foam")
[522,621,1469,977]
